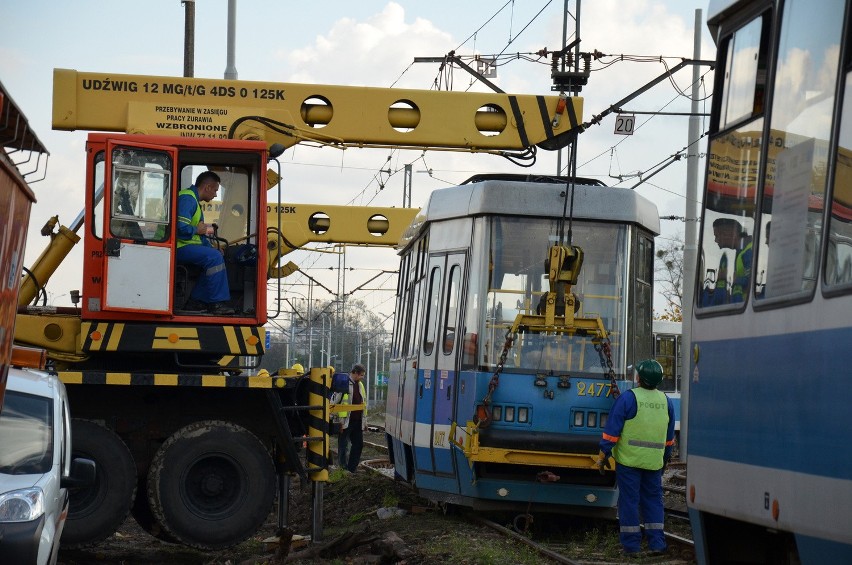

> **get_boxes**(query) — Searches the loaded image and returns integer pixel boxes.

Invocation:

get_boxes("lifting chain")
[476,327,515,428]
[595,336,621,399]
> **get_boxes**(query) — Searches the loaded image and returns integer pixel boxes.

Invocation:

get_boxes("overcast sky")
[1,0,715,327]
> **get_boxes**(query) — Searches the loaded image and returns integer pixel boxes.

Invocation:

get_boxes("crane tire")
[63,419,137,547]
[147,420,275,549]
[130,475,179,543]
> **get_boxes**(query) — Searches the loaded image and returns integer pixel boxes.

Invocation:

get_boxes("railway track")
[360,453,695,564]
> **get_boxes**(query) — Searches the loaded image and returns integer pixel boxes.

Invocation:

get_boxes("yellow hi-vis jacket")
[337,380,367,431]
[613,388,669,470]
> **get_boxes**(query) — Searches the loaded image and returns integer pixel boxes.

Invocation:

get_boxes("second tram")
[385,175,659,515]
[653,319,682,434]
[689,0,852,562]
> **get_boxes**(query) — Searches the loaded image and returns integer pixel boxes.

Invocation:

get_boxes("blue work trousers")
[615,463,666,553]
[176,244,230,303]
[337,427,350,467]
[344,423,364,472]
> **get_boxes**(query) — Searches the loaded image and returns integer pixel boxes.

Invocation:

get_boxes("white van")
[0,367,95,565]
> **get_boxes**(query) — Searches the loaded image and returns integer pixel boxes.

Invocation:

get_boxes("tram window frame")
[441,264,462,356]
[392,252,410,357]
[752,0,845,308]
[714,13,770,132]
[696,9,770,316]
[405,238,428,357]
[824,47,852,295]
[632,232,654,364]
[422,265,442,356]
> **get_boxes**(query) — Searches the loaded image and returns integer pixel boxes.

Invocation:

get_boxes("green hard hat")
[636,359,664,387]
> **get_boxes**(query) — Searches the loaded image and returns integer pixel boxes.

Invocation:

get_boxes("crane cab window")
[109,147,171,242]
[178,164,253,246]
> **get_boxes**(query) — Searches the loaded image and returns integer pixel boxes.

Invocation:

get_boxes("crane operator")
[176,171,234,315]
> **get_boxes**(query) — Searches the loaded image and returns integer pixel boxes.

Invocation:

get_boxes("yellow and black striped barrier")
[58,369,286,388]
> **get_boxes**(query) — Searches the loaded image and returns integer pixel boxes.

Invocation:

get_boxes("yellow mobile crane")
[13,69,584,550]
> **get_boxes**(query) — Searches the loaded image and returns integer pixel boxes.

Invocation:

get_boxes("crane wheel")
[130,475,179,543]
[63,419,137,547]
[147,420,275,549]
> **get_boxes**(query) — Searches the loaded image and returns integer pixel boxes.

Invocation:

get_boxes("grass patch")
[382,491,400,508]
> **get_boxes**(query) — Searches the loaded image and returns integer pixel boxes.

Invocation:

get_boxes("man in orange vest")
[598,359,675,557]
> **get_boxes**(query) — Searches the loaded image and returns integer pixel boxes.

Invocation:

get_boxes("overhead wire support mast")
[583,58,715,129]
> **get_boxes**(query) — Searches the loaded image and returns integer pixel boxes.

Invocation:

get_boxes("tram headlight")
[504,406,515,422]
[517,407,528,423]
[600,413,608,427]
[574,411,584,427]
[492,406,502,421]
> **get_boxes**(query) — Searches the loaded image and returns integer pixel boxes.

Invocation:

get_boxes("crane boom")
[52,69,582,151]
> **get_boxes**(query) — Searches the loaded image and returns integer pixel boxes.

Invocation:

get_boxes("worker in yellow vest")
[336,364,367,472]
[175,171,233,315]
[598,359,675,557]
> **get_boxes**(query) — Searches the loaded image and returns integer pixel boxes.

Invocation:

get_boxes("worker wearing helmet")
[598,359,675,557]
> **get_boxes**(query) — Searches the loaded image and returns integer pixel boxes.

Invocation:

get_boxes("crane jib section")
[52,69,583,151]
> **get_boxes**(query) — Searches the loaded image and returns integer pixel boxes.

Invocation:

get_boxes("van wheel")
[63,420,137,547]
[147,421,275,549]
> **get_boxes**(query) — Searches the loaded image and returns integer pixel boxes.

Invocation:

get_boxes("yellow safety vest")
[613,388,669,470]
[176,188,202,248]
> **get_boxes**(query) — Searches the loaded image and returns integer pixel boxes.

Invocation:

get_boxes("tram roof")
[418,176,660,235]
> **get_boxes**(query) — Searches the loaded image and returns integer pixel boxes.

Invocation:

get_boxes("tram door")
[414,252,465,476]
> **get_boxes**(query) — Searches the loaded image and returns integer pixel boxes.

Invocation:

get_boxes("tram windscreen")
[480,217,628,377]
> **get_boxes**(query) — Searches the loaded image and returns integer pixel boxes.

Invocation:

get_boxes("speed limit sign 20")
[614,114,635,135]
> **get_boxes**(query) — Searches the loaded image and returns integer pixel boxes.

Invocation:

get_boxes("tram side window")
[442,265,461,355]
[409,239,429,355]
[392,254,409,357]
[422,266,442,356]
[756,0,844,301]
[655,335,677,393]
[633,234,653,362]
[717,15,769,130]
[826,69,852,288]
[699,13,770,310]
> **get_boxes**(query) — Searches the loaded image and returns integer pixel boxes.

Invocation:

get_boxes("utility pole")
[224,0,238,79]
[556,0,581,176]
[182,0,195,78]
[680,8,703,460]
[403,164,412,208]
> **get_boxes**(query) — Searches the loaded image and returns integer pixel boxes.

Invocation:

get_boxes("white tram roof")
[415,175,660,235]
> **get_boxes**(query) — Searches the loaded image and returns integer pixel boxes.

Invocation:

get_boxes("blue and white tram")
[385,175,660,515]
[689,0,852,562]
[653,320,682,433]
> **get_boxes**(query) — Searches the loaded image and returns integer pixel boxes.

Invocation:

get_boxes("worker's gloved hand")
[596,451,611,475]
